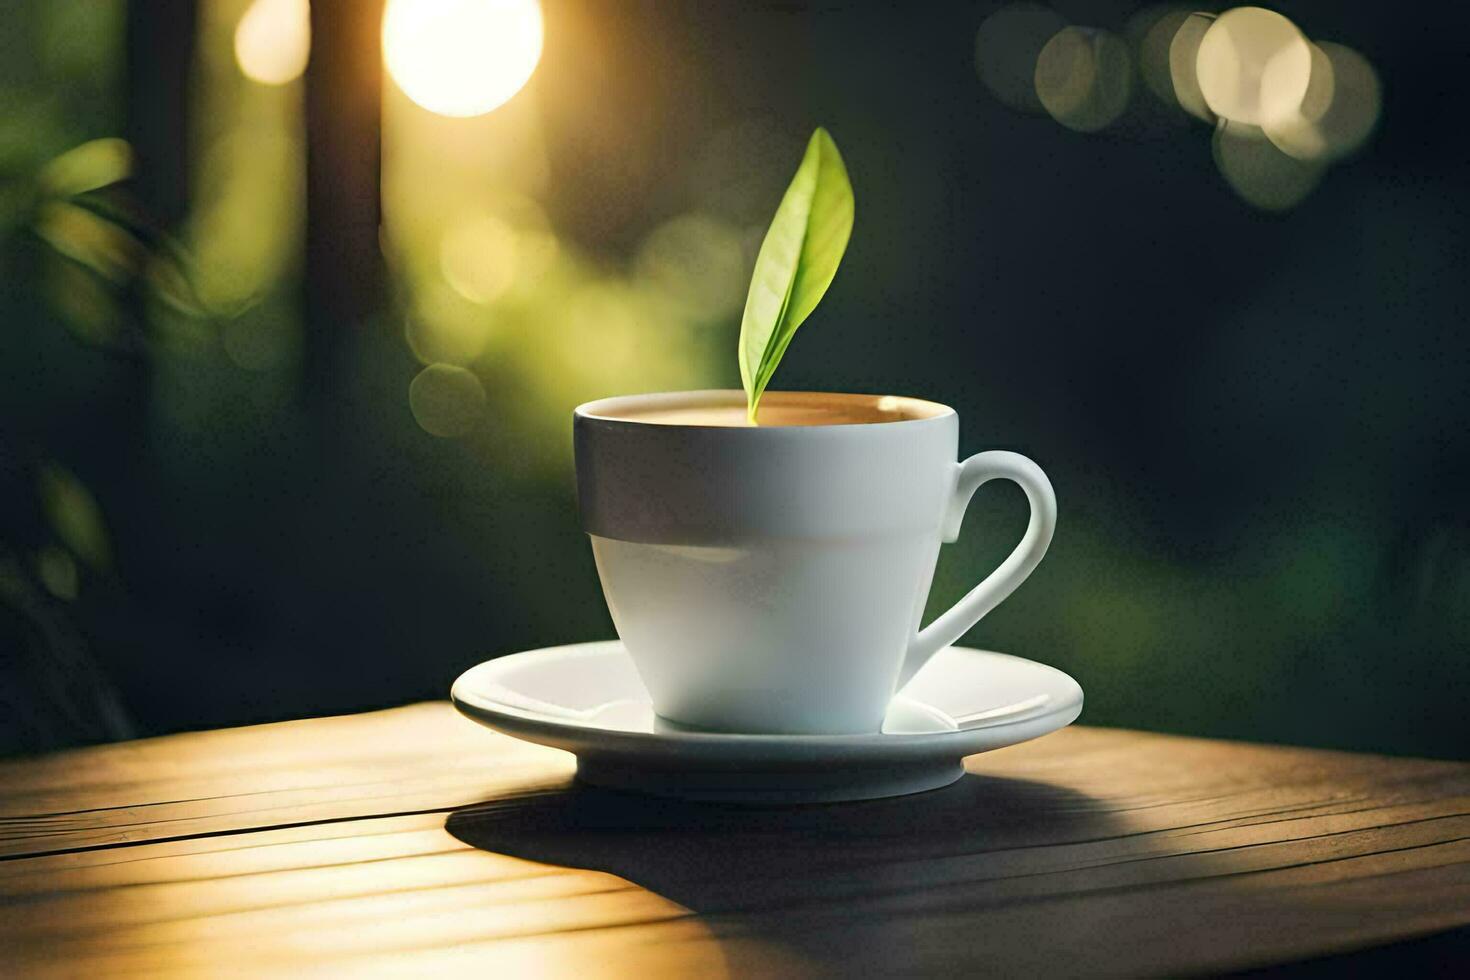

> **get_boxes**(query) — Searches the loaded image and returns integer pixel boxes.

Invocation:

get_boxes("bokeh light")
[1033,27,1132,133]
[233,0,310,86]
[1168,11,1217,123]
[382,0,543,118]
[557,282,644,377]
[182,0,310,373]
[403,281,496,365]
[1195,6,1311,126]
[1261,41,1381,163]
[1213,121,1324,211]
[409,362,488,437]
[974,3,1067,113]
[634,213,747,320]
[189,129,302,312]
[1131,6,1191,109]
[440,213,519,304]
[970,5,1382,210]
[379,9,726,472]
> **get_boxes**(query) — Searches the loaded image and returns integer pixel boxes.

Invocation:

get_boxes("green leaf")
[738,127,854,423]
[38,138,134,197]
[38,462,112,572]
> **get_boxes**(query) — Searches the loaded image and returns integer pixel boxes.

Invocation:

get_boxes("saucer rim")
[450,640,1083,760]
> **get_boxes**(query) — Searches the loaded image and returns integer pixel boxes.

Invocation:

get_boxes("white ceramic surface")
[574,390,1058,735]
[451,641,1084,803]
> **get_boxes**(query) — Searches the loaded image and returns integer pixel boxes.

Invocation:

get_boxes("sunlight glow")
[234,0,311,86]
[383,0,544,118]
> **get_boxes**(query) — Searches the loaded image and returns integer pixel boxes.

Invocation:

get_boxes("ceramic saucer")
[451,640,1083,803]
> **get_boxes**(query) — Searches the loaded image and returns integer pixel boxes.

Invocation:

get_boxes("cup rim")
[574,390,955,430]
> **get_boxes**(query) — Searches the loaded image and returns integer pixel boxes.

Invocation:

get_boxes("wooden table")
[3,704,1468,977]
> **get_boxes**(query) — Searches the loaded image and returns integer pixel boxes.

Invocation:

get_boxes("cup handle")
[898,451,1057,688]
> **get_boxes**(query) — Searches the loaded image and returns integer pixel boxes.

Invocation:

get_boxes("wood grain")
[2,705,1467,976]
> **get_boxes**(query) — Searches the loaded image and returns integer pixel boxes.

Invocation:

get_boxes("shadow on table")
[446,771,1127,970]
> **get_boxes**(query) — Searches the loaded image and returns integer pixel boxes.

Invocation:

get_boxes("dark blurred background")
[1,1,1466,758]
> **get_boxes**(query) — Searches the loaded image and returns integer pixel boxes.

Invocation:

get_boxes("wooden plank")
[1,705,1468,976]
[0,705,573,859]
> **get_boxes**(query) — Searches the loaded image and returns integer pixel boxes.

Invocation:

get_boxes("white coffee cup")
[574,390,1056,735]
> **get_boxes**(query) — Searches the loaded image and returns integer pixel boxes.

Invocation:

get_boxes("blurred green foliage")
[37,462,112,572]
